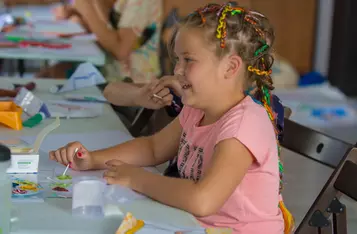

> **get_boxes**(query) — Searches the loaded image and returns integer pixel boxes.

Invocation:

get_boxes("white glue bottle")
[0,144,12,234]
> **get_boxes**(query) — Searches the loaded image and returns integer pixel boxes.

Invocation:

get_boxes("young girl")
[49,2,294,233]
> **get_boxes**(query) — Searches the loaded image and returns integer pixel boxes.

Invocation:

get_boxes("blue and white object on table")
[0,13,14,31]
[14,87,50,118]
[50,63,106,93]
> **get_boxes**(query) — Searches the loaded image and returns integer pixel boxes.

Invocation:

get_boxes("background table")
[0,77,200,234]
[0,5,105,66]
[0,40,105,66]
[6,4,57,21]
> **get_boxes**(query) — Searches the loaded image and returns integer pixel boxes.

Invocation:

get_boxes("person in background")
[36,0,162,84]
[49,2,295,233]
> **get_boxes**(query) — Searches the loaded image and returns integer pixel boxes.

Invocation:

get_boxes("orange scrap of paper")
[116,212,144,234]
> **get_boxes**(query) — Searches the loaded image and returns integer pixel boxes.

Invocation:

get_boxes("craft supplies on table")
[14,87,50,118]
[0,37,72,49]
[0,101,23,130]
[4,117,60,174]
[11,175,44,203]
[115,212,232,234]
[6,152,39,174]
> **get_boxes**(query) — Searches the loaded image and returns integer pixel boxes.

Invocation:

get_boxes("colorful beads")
[248,66,272,76]
[216,5,245,48]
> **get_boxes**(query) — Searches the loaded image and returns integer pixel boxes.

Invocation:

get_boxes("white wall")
[313,0,335,76]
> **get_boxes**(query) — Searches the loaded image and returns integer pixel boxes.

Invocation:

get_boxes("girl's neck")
[200,92,246,126]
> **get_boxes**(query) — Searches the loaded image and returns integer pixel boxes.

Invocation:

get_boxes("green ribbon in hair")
[254,44,269,57]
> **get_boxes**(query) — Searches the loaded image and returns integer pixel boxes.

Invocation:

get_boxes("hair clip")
[248,66,272,76]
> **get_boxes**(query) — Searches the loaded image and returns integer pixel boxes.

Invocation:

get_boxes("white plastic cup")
[72,176,106,219]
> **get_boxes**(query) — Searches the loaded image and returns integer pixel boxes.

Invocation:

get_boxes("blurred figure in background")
[36,0,162,84]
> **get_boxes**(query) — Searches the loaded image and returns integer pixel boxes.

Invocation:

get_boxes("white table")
[6,4,57,21]
[0,5,105,66]
[0,77,200,234]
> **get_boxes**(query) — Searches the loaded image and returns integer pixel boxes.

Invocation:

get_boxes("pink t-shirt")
[177,96,284,234]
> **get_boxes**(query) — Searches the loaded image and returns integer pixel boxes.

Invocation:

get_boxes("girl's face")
[173,27,229,109]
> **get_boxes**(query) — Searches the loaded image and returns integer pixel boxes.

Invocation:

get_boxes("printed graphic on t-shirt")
[178,132,204,182]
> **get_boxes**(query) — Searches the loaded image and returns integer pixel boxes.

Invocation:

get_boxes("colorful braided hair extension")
[189,3,295,233]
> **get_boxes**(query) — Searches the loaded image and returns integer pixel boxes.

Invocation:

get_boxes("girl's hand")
[103,160,144,187]
[49,142,94,171]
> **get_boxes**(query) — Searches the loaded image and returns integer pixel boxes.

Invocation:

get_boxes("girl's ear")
[224,54,244,79]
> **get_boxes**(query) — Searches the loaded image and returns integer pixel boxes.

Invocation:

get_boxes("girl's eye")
[184,57,194,62]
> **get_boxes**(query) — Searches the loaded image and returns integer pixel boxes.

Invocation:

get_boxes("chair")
[283,119,351,168]
[282,119,357,234]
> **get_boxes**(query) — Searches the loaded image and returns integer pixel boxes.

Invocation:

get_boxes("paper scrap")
[51,62,106,93]
[46,100,104,118]
[116,213,144,234]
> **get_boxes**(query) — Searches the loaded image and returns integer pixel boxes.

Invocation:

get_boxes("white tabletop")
[6,4,58,21]
[0,5,105,66]
[0,39,105,66]
[0,77,200,234]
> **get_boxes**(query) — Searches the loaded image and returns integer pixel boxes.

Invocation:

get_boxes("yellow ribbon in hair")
[279,200,295,234]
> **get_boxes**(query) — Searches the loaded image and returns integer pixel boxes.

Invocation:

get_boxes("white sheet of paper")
[20,130,133,154]
[53,62,106,93]
[46,100,104,118]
